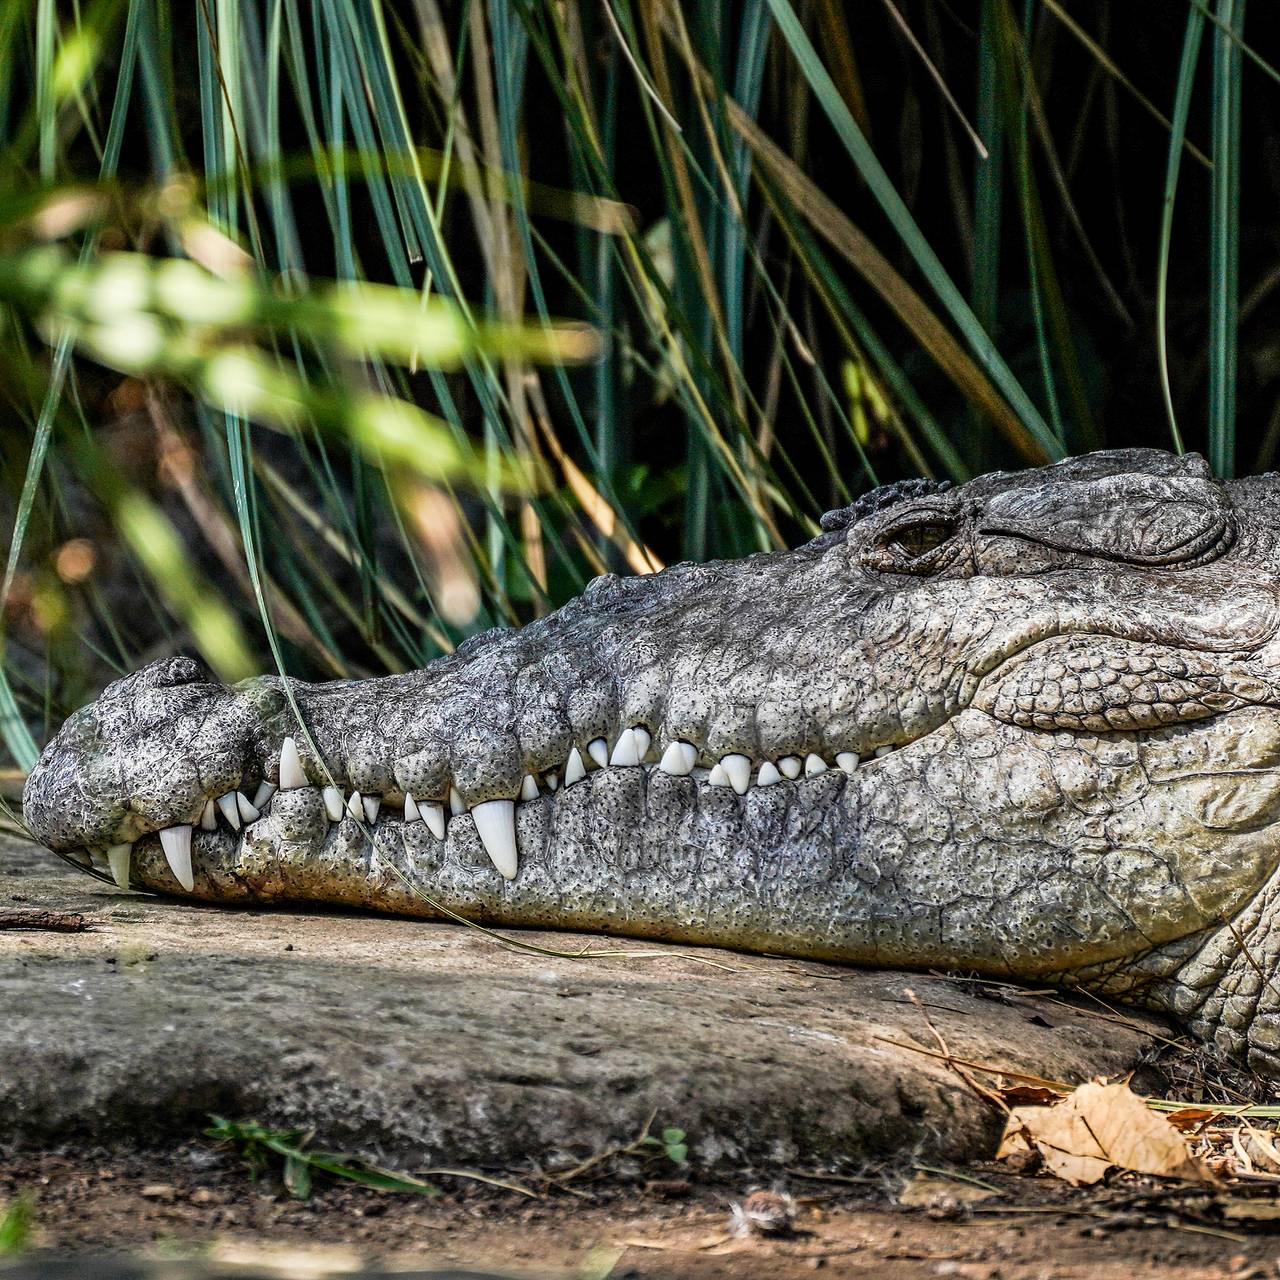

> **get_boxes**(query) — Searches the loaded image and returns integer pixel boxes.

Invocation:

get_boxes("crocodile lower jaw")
[87,732,909,894]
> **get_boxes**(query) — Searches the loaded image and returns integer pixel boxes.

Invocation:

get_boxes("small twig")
[872,1034,1071,1092]
[904,987,1009,1112]
[1228,922,1280,1008]
[785,1168,882,1186]
[544,1108,660,1185]
[418,1167,538,1197]
[910,1162,1005,1195]
[0,907,89,932]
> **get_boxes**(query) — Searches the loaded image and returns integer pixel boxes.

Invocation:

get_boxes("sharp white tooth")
[874,745,895,758]
[565,747,587,786]
[279,735,307,789]
[778,756,802,780]
[106,843,132,890]
[836,752,860,774]
[658,741,695,776]
[346,790,363,819]
[471,798,518,880]
[159,825,194,892]
[708,762,730,787]
[199,799,218,831]
[757,761,782,787]
[236,791,260,823]
[609,728,641,767]
[587,737,609,769]
[520,774,539,802]
[362,795,381,823]
[405,794,422,822]
[422,802,446,840]
[449,786,467,816]
[322,785,345,822]
[804,753,828,777]
[721,753,751,795]
[216,792,241,831]
[252,780,277,809]
[632,726,652,758]
[545,771,559,791]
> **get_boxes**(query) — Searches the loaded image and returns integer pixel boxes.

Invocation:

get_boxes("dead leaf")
[996,1080,1215,1187]
[1164,1106,1217,1132]
[1241,1125,1280,1174]
[997,1084,1067,1107]
[899,1175,998,1208]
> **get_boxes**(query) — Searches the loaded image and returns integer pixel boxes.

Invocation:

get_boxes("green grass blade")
[764,0,1061,459]
[1208,0,1244,478]
[1157,6,1206,456]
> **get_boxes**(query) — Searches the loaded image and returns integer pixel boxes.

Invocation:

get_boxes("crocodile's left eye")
[888,521,953,560]
[865,512,962,574]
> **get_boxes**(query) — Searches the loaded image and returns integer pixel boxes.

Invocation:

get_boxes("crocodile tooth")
[721,753,751,795]
[658,741,696,776]
[236,791,260,823]
[216,792,241,831]
[565,747,587,786]
[346,790,363,819]
[545,771,560,791]
[405,794,422,822]
[472,798,517,880]
[252,780,277,809]
[874,745,894,758]
[804,753,828,777]
[159,825,194,892]
[362,795,381,823]
[708,761,730,787]
[609,728,641,767]
[322,785,345,822]
[199,799,218,831]
[422,802,446,840]
[778,756,802,780]
[106,842,132,890]
[632,726,652,758]
[520,774,539,802]
[449,786,466,816]
[836,752,859,773]
[587,737,609,769]
[756,761,782,787]
[279,735,307,789]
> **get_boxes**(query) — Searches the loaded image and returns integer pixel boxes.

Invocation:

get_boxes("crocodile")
[21,448,1280,1073]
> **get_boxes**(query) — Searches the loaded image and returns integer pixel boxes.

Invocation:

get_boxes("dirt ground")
[4,1144,1280,1280]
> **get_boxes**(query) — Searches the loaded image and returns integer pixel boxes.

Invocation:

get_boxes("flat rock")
[0,834,1170,1171]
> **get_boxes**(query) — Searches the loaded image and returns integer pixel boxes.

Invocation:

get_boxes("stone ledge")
[0,835,1169,1170]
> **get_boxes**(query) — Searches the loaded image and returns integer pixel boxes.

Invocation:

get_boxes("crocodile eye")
[863,512,962,574]
[887,521,954,561]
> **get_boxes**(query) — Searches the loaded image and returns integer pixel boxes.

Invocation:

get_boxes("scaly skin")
[22,449,1280,1071]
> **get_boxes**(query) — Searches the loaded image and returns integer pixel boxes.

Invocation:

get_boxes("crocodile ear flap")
[976,471,1232,566]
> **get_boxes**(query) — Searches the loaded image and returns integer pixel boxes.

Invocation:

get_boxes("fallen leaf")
[1240,1124,1280,1174]
[898,1175,998,1208]
[998,1084,1067,1106]
[996,1080,1215,1186]
[1163,1106,1217,1132]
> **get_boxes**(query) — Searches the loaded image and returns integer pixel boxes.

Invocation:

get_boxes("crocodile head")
[23,448,1280,1070]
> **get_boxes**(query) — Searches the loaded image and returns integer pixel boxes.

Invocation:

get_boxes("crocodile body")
[23,449,1280,1072]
